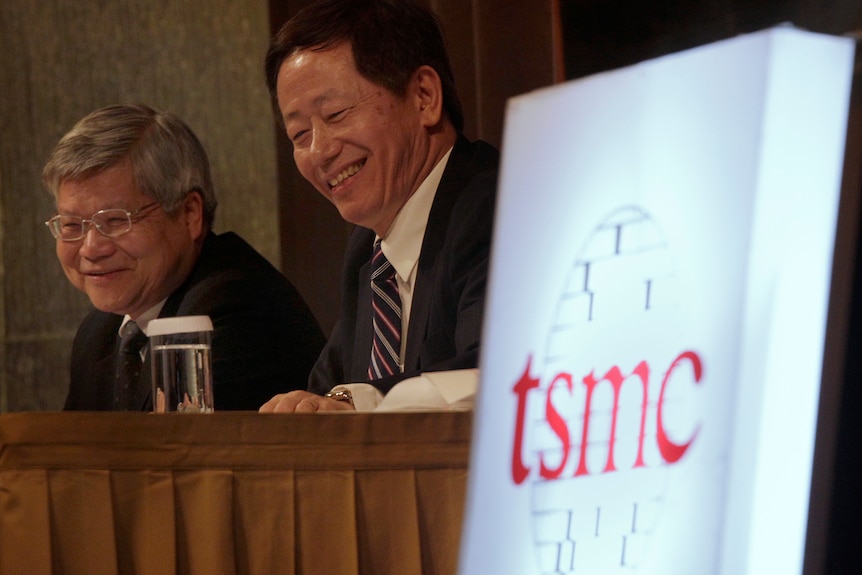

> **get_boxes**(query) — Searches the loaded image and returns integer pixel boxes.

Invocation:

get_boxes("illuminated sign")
[459,27,854,575]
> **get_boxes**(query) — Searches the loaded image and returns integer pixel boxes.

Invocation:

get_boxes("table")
[0,411,472,575]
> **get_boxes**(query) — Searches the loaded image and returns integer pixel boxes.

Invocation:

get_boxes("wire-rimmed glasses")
[45,201,161,242]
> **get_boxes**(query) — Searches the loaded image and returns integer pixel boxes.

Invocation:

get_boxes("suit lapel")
[93,352,117,410]
[85,315,123,410]
[404,137,471,370]
[351,251,375,381]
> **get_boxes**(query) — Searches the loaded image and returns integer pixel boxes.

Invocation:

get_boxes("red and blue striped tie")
[368,240,402,379]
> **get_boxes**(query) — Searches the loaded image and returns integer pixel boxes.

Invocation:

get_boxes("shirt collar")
[119,299,167,337]
[379,146,453,282]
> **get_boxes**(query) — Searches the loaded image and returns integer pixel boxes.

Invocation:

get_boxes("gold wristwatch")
[324,389,354,406]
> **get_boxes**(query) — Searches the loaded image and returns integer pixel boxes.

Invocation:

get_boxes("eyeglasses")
[45,201,161,242]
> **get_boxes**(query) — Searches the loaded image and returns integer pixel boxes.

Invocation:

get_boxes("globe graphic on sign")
[529,205,688,574]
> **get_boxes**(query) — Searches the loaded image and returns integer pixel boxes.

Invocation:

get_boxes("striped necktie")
[113,320,149,410]
[368,240,402,379]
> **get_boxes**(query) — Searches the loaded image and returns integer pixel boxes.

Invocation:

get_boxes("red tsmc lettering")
[511,351,703,485]
[511,358,540,485]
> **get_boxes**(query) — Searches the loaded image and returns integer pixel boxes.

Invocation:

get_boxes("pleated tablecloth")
[0,411,471,575]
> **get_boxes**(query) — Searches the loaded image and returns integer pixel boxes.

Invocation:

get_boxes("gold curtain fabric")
[0,412,471,575]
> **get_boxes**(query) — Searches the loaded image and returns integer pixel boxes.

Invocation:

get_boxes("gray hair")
[42,104,218,228]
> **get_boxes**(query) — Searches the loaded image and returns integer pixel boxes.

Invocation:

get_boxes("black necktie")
[368,240,403,379]
[113,320,148,410]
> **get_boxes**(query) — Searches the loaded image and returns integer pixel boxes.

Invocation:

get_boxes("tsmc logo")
[511,350,703,485]
[508,206,708,572]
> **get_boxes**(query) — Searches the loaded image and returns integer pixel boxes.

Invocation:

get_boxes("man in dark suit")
[259,0,499,412]
[43,104,326,411]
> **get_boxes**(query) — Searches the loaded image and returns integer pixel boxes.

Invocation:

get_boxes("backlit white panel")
[459,27,854,575]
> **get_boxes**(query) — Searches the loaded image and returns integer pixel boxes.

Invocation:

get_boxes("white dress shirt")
[333,147,478,411]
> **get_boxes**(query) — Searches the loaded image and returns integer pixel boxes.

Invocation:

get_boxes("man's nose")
[308,123,340,166]
[78,225,114,257]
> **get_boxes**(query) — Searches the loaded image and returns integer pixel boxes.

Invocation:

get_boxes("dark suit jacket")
[308,136,499,395]
[64,231,326,411]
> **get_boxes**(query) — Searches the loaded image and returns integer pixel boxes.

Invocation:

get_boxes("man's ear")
[184,189,206,241]
[412,65,445,128]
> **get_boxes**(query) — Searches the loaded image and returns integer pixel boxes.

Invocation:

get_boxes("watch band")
[324,389,354,406]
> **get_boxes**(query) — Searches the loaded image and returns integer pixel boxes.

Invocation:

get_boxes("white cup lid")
[147,315,213,336]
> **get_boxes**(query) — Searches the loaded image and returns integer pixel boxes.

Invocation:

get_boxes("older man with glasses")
[43,103,326,411]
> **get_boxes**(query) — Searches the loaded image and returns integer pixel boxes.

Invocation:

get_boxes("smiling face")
[276,42,447,237]
[54,160,204,319]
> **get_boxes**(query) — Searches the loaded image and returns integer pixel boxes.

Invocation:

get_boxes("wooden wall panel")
[470,0,559,147]
[428,0,480,141]
[0,0,278,411]
[432,0,560,145]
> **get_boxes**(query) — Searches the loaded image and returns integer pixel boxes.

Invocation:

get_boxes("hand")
[258,390,355,413]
